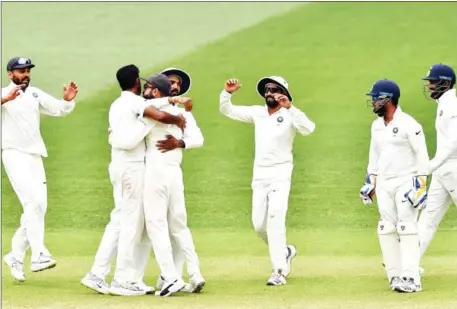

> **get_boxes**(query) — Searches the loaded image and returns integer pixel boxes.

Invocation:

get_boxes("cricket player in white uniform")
[219,77,315,286]
[360,79,429,293]
[2,57,79,281]
[154,67,204,293]
[418,64,457,259]
[141,74,205,297]
[81,65,187,296]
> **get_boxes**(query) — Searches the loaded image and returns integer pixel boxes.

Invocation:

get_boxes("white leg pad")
[397,221,421,282]
[377,221,401,281]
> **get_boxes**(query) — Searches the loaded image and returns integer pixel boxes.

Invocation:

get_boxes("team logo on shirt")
[277,116,284,123]
[33,93,38,98]
[392,127,398,134]
[439,110,443,117]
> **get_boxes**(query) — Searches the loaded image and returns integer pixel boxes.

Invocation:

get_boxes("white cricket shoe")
[396,277,422,293]
[4,253,26,282]
[109,280,146,296]
[80,272,110,294]
[154,278,185,297]
[390,276,403,291]
[266,269,287,286]
[182,273,206,293]
[31,253,57,272]
[283,245,297,278]
[138,281,155,294]
[156,275,165,290]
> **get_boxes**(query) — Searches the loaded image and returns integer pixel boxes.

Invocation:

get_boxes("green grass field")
[2,2,457,308]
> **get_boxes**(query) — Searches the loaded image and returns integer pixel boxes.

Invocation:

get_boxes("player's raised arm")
[219,79,255,123]
[37,81,79,116]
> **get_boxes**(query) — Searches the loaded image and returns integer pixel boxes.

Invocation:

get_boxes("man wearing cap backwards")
[82,65,189,296]
[2,57,79,282]
[219,76,315,286]
[154,67,202,293]
[418,64,457,261]
[360,79,429,293]
[141,73,205,297]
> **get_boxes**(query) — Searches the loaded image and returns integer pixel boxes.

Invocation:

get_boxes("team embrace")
[2,56,456,296]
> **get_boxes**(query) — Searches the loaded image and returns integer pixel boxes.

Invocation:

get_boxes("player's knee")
[23,202,42,216]
[397,221,418,236]
[377,220,396,235]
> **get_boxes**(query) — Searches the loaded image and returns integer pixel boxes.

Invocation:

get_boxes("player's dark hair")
[116,65,139,91]
[391,97,399,106]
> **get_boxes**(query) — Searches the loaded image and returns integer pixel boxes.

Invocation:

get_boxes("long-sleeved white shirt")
[367,106,430,179]
[430,89,457,173]
[144,104,204,167]
[108,91,170,163]
[1,82,76,157]
[219,90,315,181]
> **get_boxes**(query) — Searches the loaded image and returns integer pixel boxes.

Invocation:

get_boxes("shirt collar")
[121,90,139,98]
[437,88,456,105]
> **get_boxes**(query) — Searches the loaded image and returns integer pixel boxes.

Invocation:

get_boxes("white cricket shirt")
[108,91,169,163]
[430,89,457,173]
[219,90,315,181]
[1,82,76,157]
[144,104,204,167]
[367,106,430,179]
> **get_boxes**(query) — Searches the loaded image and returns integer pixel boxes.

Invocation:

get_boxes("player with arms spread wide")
[2,57,79,281]
[360,79,429,293]
[219,76,315,286]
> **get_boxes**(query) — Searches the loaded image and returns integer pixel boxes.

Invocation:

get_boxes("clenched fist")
[224,79,242,94]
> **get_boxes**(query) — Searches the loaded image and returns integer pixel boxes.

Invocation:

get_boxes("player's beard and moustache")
[170,88,180,96]
[265,95,278,108]
[12,76,30,91]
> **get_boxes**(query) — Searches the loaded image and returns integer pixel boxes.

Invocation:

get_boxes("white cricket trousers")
[2,149,51,262]
[418,168,457,258]
[376,176,420,282]
[251,177,291,272]
[111,161,151,284]
[143,164,201,281]
[90,161,150,282]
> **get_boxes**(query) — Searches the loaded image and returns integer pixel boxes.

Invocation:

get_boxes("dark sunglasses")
[265,86,283,94]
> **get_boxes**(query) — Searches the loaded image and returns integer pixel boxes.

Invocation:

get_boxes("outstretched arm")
[38,82,79,116]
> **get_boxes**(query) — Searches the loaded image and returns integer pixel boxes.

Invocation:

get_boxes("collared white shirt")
[219,90,315,180]
[430,88,457,173]
[1,82,76,157]
[108,91,169,163]
[367,106,429,179]
[144,104,204,167]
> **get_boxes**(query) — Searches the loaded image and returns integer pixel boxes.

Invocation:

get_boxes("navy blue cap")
[6,57,35,71]
[366,79,401,101]
[422,64,456,85]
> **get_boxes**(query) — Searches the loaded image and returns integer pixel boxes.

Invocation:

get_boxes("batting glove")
[360,174,377,205]
[404,175,427,210]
